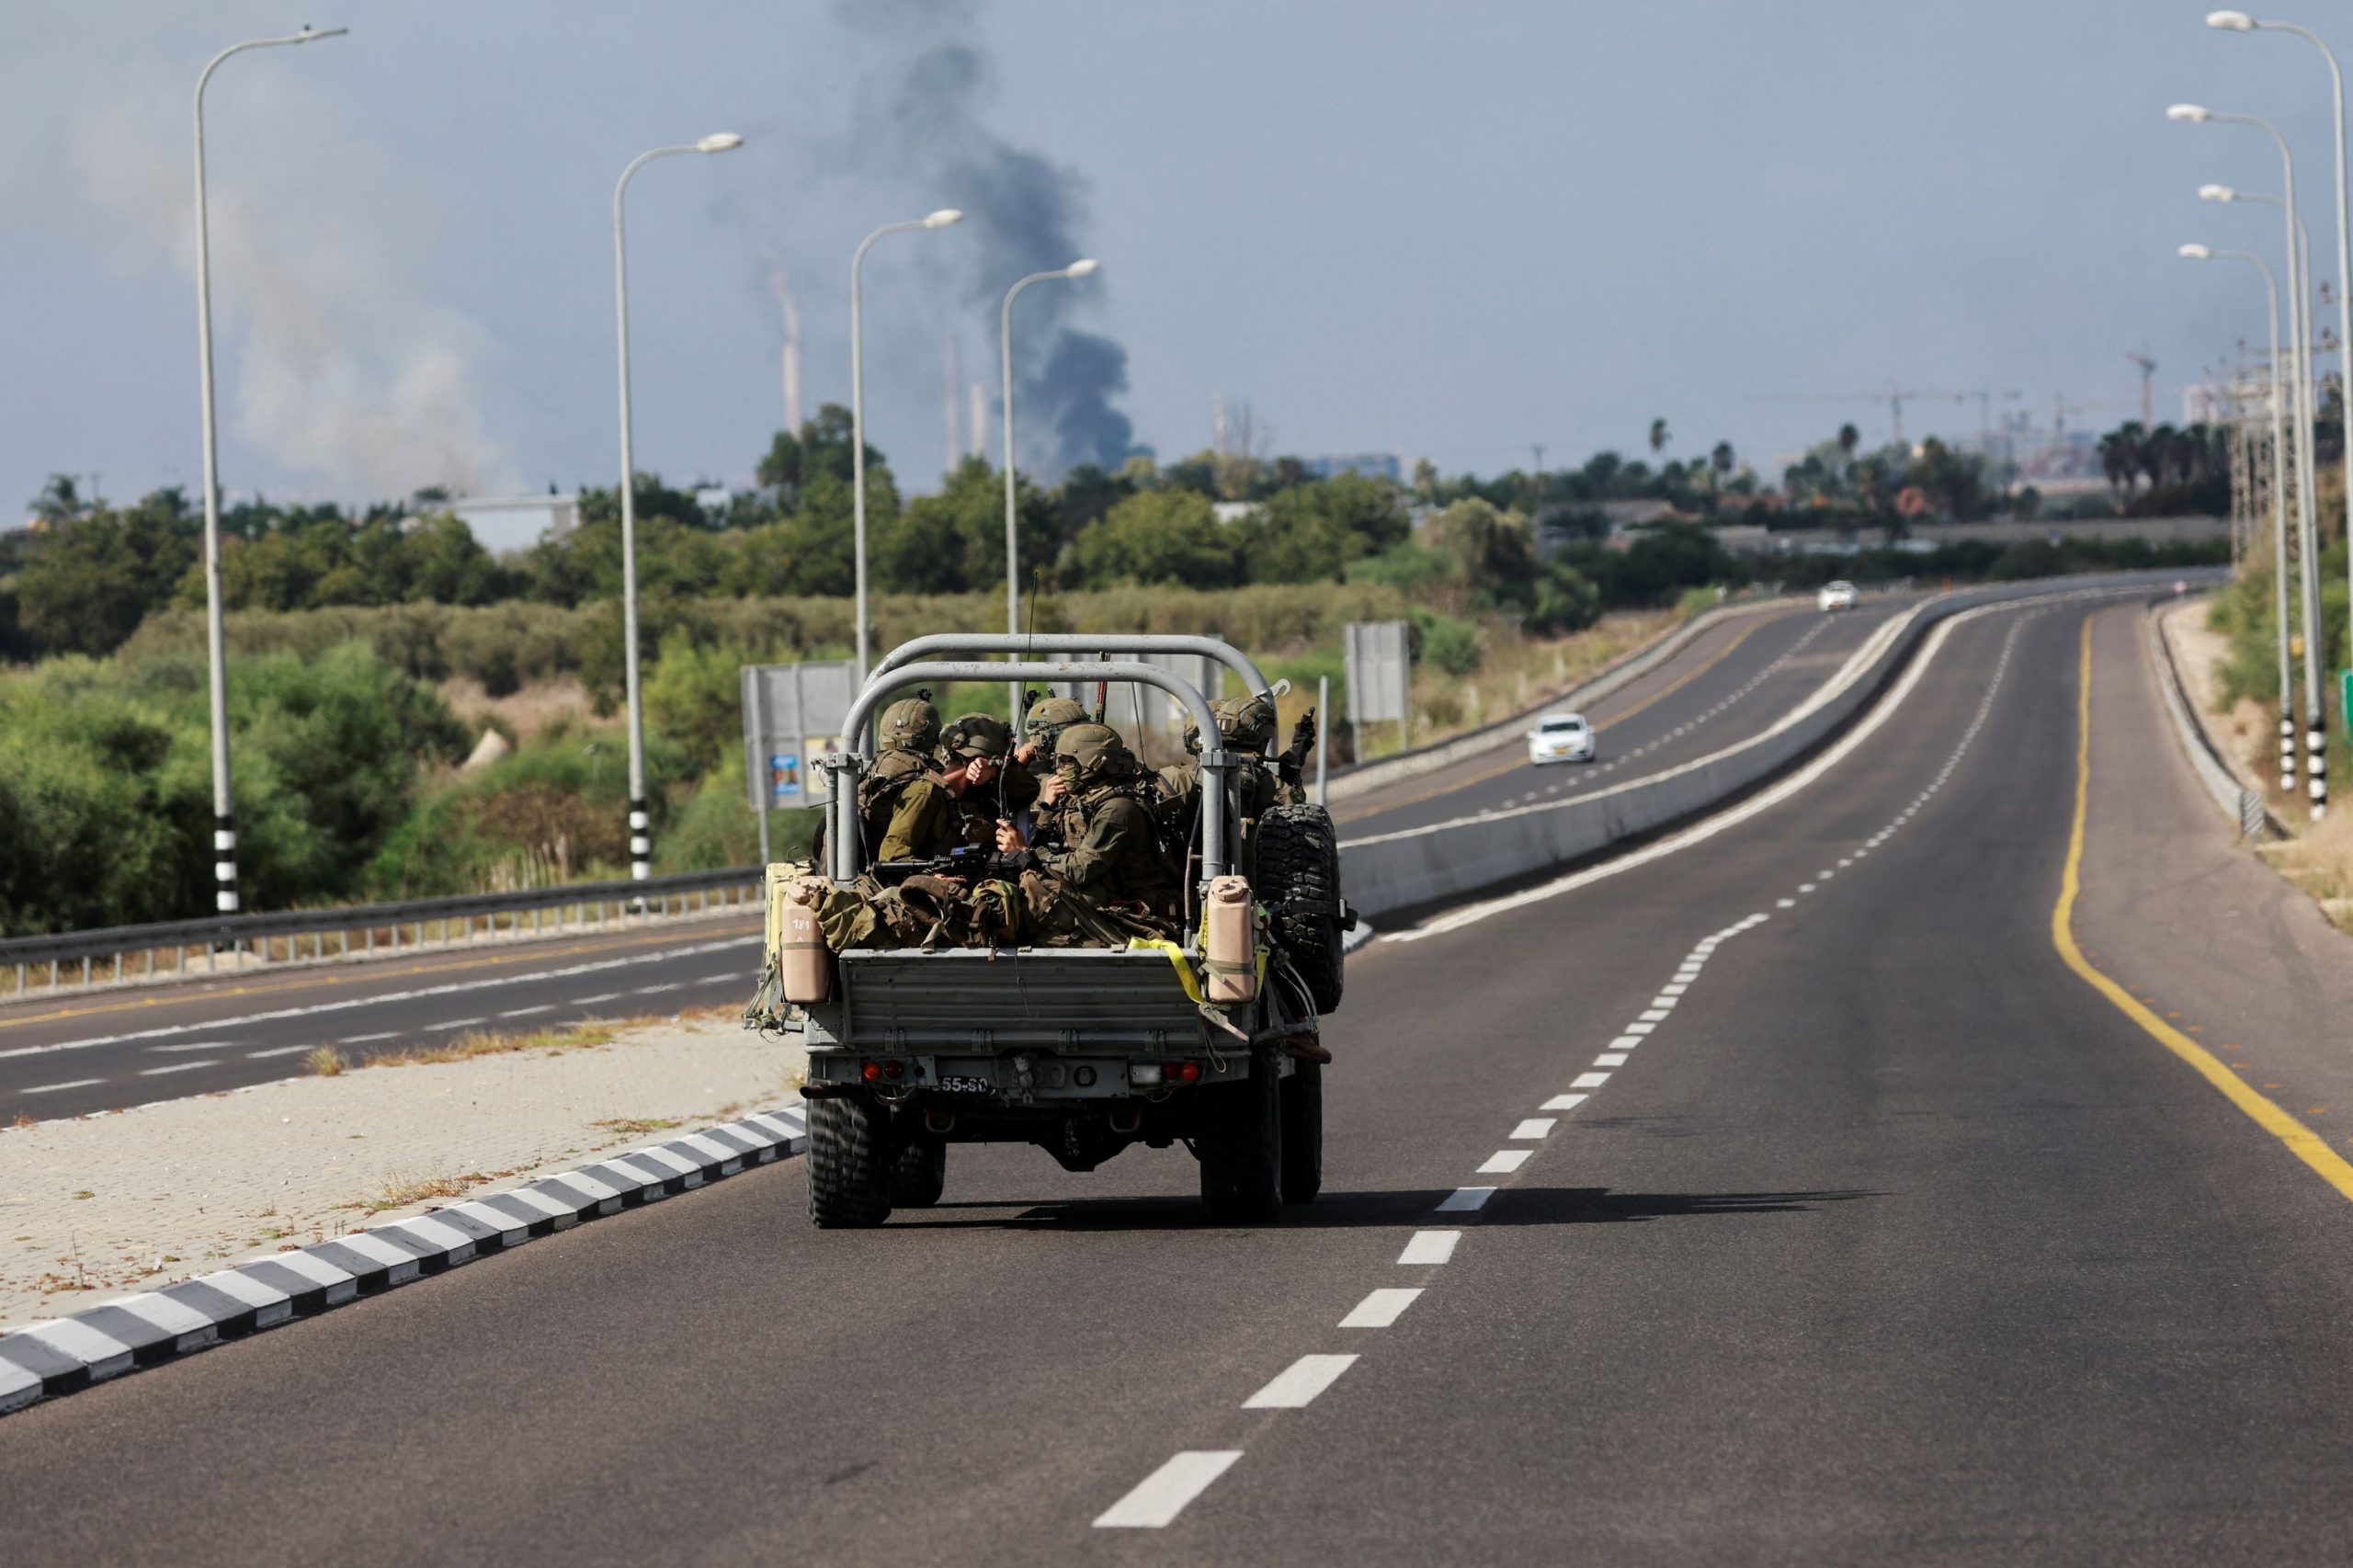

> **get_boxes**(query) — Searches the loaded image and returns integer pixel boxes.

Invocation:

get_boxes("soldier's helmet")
[879,697,940,755]
[1213,695,1277,753]
[1023,696,1088,752]
[1054,722,1137,790]
[939,712,1012,762]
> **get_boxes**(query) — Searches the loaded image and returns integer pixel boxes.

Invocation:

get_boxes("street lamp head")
[2199,183,2237,201]
[922,209,965,228]
[1063,257,1100,278]
[2179,243,2215,259]
[293,26,348,42]
[2167,103,2212,122]
[2206,10,2256,30]
[696,132,744,153]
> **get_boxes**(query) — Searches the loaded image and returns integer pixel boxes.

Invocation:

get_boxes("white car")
[1818,580,1858,611]
[1529,712,1596,765]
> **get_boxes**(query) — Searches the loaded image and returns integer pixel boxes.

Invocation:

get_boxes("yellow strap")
[1126,937,1206,1006]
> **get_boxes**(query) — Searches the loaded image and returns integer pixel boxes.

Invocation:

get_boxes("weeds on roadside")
[305,1046,345,1076]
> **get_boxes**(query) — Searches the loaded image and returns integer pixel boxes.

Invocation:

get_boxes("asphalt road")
[15,587,2353,1563]
[0,919,764,1121]
[1336,593,1912,836]
[0,599,1876,1121]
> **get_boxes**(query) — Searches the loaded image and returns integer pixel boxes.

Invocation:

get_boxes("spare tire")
[1256,802,1345,1013]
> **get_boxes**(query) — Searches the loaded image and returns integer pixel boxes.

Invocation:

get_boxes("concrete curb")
[2143,599,2277,842]
[0,1103,810,1418]
[1336,570,2228,922]
[1324,596,1802,803]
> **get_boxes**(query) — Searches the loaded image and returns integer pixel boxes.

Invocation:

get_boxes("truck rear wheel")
[1279,1058,1322,1205]
[1198,1048,1284,1222]
[1256,804,1345,1014]
[887,1140,947,1208]
[808,1096,892,1228]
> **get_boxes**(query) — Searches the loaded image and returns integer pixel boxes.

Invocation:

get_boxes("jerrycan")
[779,876,833,1004]
[1203,875,1256,1004]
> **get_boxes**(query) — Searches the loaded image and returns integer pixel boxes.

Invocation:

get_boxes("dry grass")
[371,1170,490,1212]
[358,1016,649,1070]
[2258,806,2353,922]
[304,1046,346,1076]
[438,674,596,744]
[590,1117,680,1142]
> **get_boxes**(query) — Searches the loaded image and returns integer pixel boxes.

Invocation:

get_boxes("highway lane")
[0,597,1882,1122]
[0,918,763,1121]
[18,588,2353,1563]
[1336,594,1913,836]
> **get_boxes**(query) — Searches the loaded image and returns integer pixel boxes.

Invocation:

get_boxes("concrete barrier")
[2143,600,2275,841]
[1338,571,2225,921]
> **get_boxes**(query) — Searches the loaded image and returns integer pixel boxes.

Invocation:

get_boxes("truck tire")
[807,1096,892,1228]
[1198,1047,1284,1222]
[887,1139,947,1208]
[1256,803,1345,1014]
[1279,1058,1322,1205]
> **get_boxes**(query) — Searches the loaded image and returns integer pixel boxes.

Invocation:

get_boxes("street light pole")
[193,25,347,918]
[613,131,742,885]
[998,258,1099,710]
[2182,243,2297,796]
[848,209,964,683]
[2212,13,2353,765]
[2175,103,2328,815]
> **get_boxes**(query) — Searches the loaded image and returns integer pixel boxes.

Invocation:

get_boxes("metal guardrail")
[0,866,764,1001]
[2143,599,2278,843]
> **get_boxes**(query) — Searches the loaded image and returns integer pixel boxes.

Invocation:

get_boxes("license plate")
[934,1074,992,1096]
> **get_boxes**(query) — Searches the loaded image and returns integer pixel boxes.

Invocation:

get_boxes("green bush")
[1409,608,1484,676]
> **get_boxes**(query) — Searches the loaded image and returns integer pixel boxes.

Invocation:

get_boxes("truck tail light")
[1173,1062,1202,1084]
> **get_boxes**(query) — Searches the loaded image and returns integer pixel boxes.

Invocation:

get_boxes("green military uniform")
[1021,697,1092,849]
[934,713,1025,855]
[1034,724,1181,918]
[861,698,956,861]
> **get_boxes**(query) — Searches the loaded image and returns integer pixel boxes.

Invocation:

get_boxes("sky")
[0,0,2343,523]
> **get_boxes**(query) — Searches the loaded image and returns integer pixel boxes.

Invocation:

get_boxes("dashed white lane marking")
[1242,1354,1359,1409]
[1799,882,1816,893]
[1777,898,1796,908]
[1438,1187,1496,1212]
[426,1017,486,1033]
[1623,1022,1654,1034]
[497,1005,556,1018]
[1540,1093,1588,1111]
[1595,1052,1628,1067]
[1660,983,1688,995]
[23,1078,104,1095]
[146,1040,232,1053]
[1399,1230,1462,1265]
[1509,1119,1556,1140]
[1640,1006,1671,1019]
[1477,1149,1532,1174]
[636,983,684,995]
[1570,1071,1611,1089]
[575,992,623,1006]
[337,1031,398,1044]
[1607,1034,1641,1050]
[244,1045,316,1059]
[1094,1451,1244,1528]
[138,1059,219,1075]
[0,936,757,1063]
[1339,1288,1425,1328]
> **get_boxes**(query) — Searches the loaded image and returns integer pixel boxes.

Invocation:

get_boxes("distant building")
[1306,453,1402,483]
[443,493,579,555]
[1211,501,1258,525]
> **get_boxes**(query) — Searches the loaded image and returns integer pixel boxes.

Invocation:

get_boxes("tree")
[1426,498,1540,597]
[874,456,1049,595]
[28,474,91,526]
[1074,488,1242,589]
[1239,474,1410,583]
[1836,424,1860,462]
[15,489,197,656]
[1648,417,1670,456]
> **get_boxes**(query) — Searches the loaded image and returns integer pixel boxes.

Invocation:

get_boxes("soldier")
[862,697,956,862]
[934,712,1022,854]
[995,722,1180,920]
[1017,695,1091,847]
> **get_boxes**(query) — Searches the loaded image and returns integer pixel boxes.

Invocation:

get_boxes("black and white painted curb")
[0,1104,809,1418]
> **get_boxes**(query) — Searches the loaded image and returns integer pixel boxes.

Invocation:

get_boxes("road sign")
[2342,670,2351,731]
[1344,619,1412,759]
[742,660,858,864]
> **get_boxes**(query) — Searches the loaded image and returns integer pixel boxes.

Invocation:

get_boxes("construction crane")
[2126,352,2157,427]
[1750,381,2004,448]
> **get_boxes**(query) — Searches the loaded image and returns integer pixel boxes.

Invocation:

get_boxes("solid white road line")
[1243,1354,1359,1409]
[1477,1149,1532,1174]
[1398,1230,1461,1265]
[1438,1187,1495,1212]
[1340,1288,1425,1328]
[1540,1093,1588,1111]
[23,1078,104,1095]
[1094,1451,1244,1528]
[1508,1119,1556,1140]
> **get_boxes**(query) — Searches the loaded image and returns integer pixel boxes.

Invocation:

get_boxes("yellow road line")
[1337,609,1791,823]
[2053,610,2353,1203]
[0,916,762,1034]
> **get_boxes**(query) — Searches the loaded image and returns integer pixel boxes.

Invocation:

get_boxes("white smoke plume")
[57,46,513,500]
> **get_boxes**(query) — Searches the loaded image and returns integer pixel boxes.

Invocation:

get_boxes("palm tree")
[1648,417,1670,456]
[29,473,85,525]
[1836,423,1860,460]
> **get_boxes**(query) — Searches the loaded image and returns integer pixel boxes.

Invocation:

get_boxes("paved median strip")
[0,1103,808,1418]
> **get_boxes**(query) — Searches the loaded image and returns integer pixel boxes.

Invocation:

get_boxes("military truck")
[756,635,1349,1228]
